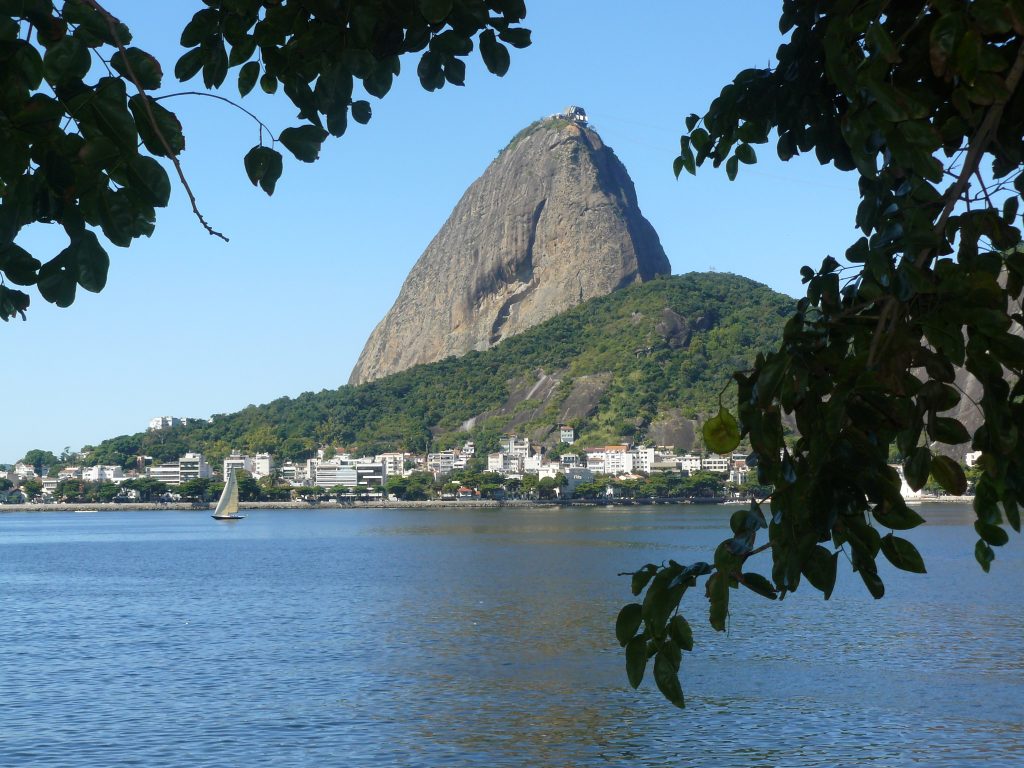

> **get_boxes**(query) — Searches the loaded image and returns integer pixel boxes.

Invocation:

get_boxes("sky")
[2,1,862,464]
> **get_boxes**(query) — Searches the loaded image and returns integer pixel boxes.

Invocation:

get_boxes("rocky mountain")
[87,274,793,468]
[348,110,671,385]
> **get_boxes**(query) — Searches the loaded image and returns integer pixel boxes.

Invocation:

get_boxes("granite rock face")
[348,116,671,385]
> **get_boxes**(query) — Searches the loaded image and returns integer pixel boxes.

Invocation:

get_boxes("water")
[0,504,1020,767]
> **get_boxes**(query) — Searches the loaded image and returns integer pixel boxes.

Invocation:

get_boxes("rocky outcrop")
[348,114,671,385]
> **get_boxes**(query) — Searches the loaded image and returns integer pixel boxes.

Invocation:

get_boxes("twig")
[153,91,274,144]
[81,0,229,242]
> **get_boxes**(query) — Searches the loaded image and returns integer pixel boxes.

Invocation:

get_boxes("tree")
[20,449,58,474]
[621,1,1024,708]
[0,0,531,322]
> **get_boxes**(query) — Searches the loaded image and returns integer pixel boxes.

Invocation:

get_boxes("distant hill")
[348,111,670,385]
[87,273,793,468]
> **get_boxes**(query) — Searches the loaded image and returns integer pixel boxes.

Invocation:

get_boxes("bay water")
[0,504,1020,767]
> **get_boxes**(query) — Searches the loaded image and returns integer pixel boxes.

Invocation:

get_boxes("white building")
[702,455,731,474]
[680,454,703,473]
[13,462,37,479]
[148,416,182,431]
[488,452,523,474]
[252,453,273,478]
[630,447,655,474]
[523,454,544,473]
[278,461,308,485]
[81,465,125,483]
[559,425,576,444]
[179,453,212,482]
[377,452,408,478]
[224,451,253,479]
[501,435,531,458]
[586,446,633,476]
[148,463,180,485]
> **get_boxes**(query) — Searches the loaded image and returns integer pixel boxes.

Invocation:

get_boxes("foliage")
[84,273,791,466]
[0,0,531,321]
[623,0,1024,708]
[19,448,58,473]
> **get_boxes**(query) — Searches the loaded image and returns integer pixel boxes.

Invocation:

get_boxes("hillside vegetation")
[87,273,792,467]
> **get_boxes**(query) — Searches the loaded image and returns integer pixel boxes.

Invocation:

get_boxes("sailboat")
[211,469,245,520]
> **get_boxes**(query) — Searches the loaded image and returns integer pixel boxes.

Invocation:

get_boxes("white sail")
[212,469,240,518]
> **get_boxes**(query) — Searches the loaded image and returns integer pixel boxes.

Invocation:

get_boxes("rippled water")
[0,504,1020,767]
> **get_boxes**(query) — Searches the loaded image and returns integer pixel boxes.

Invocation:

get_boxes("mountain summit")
[348,108,671,385]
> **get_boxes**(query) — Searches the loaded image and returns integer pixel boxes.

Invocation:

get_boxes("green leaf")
[111,48,163,90]
[237,61,259,97]
[707,571,729,631]
[615,603,642,647]
[873,500,926,531]
[479,30,510,76]
[630,564,657,596]
[668,615,693,651]
[801,546,838,599]
[36,253,78,308]
[929,416,970,445]
[202,40,229,89]
[174,48,204,82]
[653,645,685,708]
[0,284,31,321]
[735,143,757,164]
[703,407,740,455]
[741,572,777,599]
[879,533,926,573]
[418,0,453,23]
[43,35,91,84]
[726,155,739,181]
[351,100,372,125]
[260,73,278,94]
[123,156,171,208]
[498,28,532,49]
[903,447,931,491]
[243,145,284,195]
[65,230,109,292]
[0,242,41,286]
[279,125,328,163]
[624,636,647,688]
[859,568,885,599]
[975,520,1009,547]
[930,455,967,495]
[974,539,994,572]
[129,95,185,157]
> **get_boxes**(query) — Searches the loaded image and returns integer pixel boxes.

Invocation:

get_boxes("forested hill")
[88,273,793,467]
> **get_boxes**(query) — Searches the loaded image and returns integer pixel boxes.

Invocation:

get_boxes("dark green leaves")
[741,572,777,599]
[43,35,90,84]
[880,534,926,573]
[479,30,510,76]
[237,61,259,97]
[111,48,163,90]
[615,603,642,647]
[37,232,108,307]
[624,636,647,688]
[129,95,185,157]
[703,407,740,455]
[930,455,967,496]
[653,642,685,708]
[418,0,453,24]
[279,126,328,163]
[243,146,284,195]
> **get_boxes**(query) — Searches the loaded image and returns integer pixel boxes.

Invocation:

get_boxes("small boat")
[211,470,245,520]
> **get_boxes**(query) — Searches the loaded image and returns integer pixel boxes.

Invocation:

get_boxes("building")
[488,452,523,474]
[562,105,588,124]
[224,451,252,479]
[13,462,38,479]
[278,461,308,485]
[81,465,125,483]
[679,454,703,474]
[701,455,731,474]
[251,453,273,478]
[377,452,408,478]
[501,435,531,458]
[148,416,182,431]
[559,425,576,444]
[564,468,595,496]
[630,446,655,474]
[179,453,212,483]
[148,452,211,486]
[315,458,386,491]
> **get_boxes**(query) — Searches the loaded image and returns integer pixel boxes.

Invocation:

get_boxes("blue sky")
[2,1,861,463]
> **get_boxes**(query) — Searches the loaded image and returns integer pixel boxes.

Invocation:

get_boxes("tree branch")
[81,0,229,242]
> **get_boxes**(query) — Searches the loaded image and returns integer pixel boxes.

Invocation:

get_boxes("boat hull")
[211,514,245,520]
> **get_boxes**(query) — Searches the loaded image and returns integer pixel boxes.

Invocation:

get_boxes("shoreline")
[0,496,974,513]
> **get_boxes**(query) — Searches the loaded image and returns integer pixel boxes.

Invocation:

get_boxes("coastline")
[0,496,974,513]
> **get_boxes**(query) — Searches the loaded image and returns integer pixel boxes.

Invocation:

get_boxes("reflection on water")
[0,504,1020,767]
